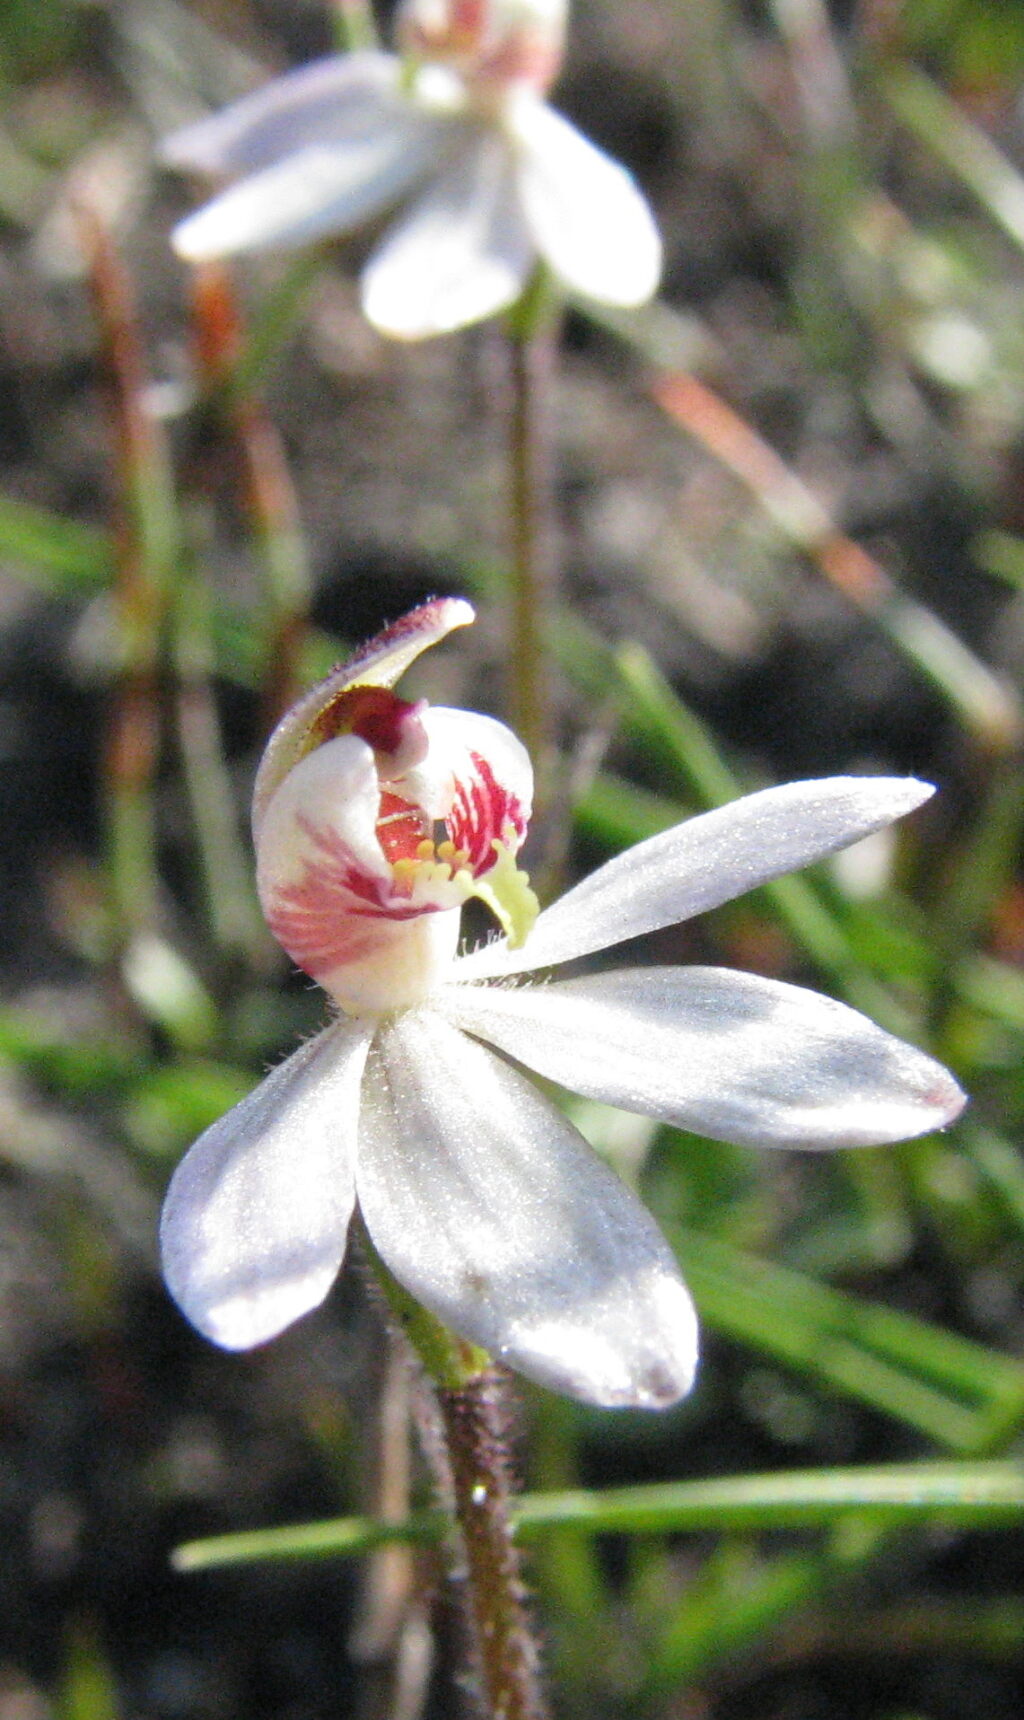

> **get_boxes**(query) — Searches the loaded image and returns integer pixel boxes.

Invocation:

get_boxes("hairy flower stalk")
[367,1236,548,1720]
[161,0,661,339]
[436,1371,547,1720]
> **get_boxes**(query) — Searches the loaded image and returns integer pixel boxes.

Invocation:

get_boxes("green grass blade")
[171,1459,1024,1571]
[674,1227,1024,1451]
[882,64,1024,254]
[562,626,929,1026]
[0,493,113,592]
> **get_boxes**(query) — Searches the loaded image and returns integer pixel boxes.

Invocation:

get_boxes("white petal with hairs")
[453,776,936,979]
[357,1011,698,1406]
[442,967,964,1149]
[161,1020,370,1350]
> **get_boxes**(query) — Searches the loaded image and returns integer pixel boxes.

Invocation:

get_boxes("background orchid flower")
[160,0,661,338]
[160,599,965,1408]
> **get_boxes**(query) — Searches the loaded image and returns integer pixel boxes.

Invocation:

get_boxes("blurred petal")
[162,53,409,173]
[443,967,967,1148]
[511,95,661,304]
[454,777,936,980]
[253,597,474,836]
[398,0,568,92]
[357,1010,698,1407]
[172,120,441,260]
[362,128,533,336]
[160,1021,371,1348]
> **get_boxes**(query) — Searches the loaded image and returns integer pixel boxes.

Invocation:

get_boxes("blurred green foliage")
[0,0,83,80]
[896,0,1024,86]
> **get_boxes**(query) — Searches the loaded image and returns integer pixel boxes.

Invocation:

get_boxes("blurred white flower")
[161,0,661,337]
[160,599,965,1408]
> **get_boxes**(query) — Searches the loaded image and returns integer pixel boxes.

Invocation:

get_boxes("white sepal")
[362,127,533,337]
[162,53,409,173]
[172,124,440,261]
[511,93,661,305]
[357,1009,698,1407]
[252,597,475,841]
[160,1020,371,1348]
[443,967,967,1148]
[454,777,937,980]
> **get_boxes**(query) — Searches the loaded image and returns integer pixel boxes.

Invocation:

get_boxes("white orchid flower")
[161,0,661,338]
[160,598,965,1408]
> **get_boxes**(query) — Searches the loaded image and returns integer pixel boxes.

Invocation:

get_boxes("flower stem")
[330,0,378,52]
[360,1229,549,1720]
[79,206,177,941]
[505,277,557,773]
[433,1374,549,1720]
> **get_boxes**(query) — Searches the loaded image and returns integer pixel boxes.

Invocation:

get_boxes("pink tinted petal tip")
[252,598,475,838]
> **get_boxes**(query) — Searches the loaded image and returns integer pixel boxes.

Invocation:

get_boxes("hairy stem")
[508,329,544,761]
[434,1372,549,1720]
[361,1229,549,1719]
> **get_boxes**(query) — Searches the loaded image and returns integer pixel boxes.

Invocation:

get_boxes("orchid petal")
[171,120,442,261]
[161,52,409,174]
[256,732,388,897]
[510,94,661,305]
[357,1009,698,1407]
[361,127,533,337]
[253,598,474,839]
[255,733,461,1009]
[400,705,534,839]
[454,777,936,980]
[443,967,966,1148]
[160,1020,370,1349]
